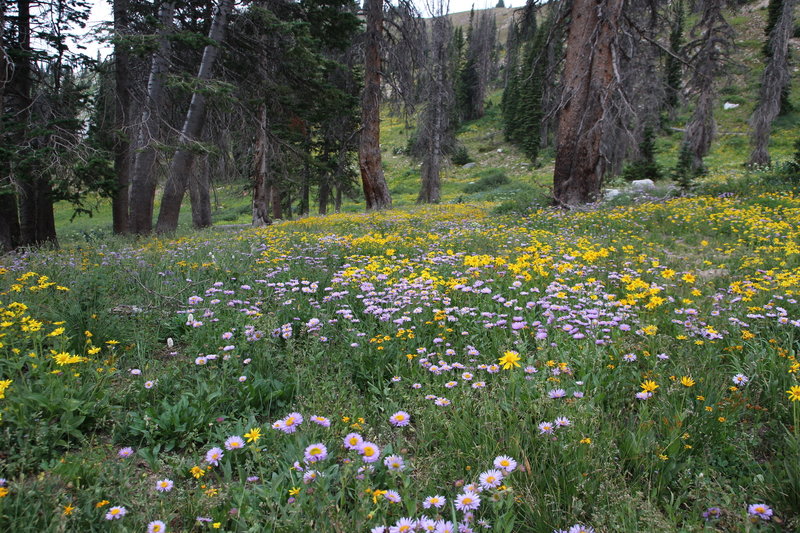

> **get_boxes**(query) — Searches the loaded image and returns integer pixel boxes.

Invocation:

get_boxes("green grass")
[3,188,800,531]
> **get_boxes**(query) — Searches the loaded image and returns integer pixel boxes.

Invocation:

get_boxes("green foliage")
[621,127,663,182]
[501,15,546,162]
[672,143,703,190]
[451,144,473,165]
[462,168,510,193]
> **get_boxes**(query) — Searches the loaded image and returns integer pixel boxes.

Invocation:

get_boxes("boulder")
[630,179,655,191]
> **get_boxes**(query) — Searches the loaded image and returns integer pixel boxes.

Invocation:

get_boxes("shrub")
[621,126,662,182]
[463,169,510,193]
[451,145,473,166]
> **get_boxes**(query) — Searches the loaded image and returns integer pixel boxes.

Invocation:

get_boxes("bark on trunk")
[552,0,623,206]
[300,146,310,216]
[418,10,450,204]
[251,104,272,227]
[271,184,282,219]
[335,187,342,212]
[12,0,56,246]
[0,1,19,251]
[18,175,57,247]
[112,0,131,234]
[189,155,212,228]
[128,1,174,235]
[681,0,731,175]
[749,0,795,166]
[358,0,392,211]
[684,89,716,172]
[318,178,330,215]
[156,0,233,234]
[0,193,20,252]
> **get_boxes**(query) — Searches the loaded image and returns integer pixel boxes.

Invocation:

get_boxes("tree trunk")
[252,104,272,227]
[271,184,282,219]
[681,0,731,175]
[0,0,20,252]
[128,1,175,235]
[749,0,795,167]
[189,155,212,228]
[418,9,450,204]
[156,0,233,234]
[318,178,330,215]
[0,193,20,252]
[358,0,392,211]
[335,186,342,212]
[18,174,57,247]
[112,0,132,234]
[300,146,310,216]
[553,0,623,207]
[12,0,55,246]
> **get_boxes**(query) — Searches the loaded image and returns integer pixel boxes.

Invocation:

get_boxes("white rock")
[630,179,655,191]
[462,162,477,169]
[497,148,503,153]
[723,102,739,110]
[604,189,622,200]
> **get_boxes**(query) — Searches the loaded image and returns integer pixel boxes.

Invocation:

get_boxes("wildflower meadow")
[1,193,799,531]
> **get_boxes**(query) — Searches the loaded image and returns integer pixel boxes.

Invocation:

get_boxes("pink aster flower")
[389,410,410,427]
[304,443,328,463]
[311,415,331,427]
[748,503,773,521]
[224,436,245,450]
[274,412,303,433]
[205,446,224,466]
[118,447,134,458]
[555,416,571,427]
[455,491,481,512]
[383,454,406,471]
[493,455,517,472]
[147,520,166,533]
[343,432,363,450]
[357,441,381,463]
[390,517,415,533]
[435,520,455,533]
[478,469,504,489]
[384,489,402,503]
[155,478,174,492]
[303,470,321,484]
[105,506,127,520]
[423,495,446,509]
[538,421,555,434]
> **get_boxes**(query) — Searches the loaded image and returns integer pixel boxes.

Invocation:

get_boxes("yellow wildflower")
[498,350,521,370]
[787,386,800,402]
[244,427,262,443]
[640,380,659,393]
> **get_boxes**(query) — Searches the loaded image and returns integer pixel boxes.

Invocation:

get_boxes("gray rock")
[462,162,477,169]
[630,179,655,191]
[604,189,622,201]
